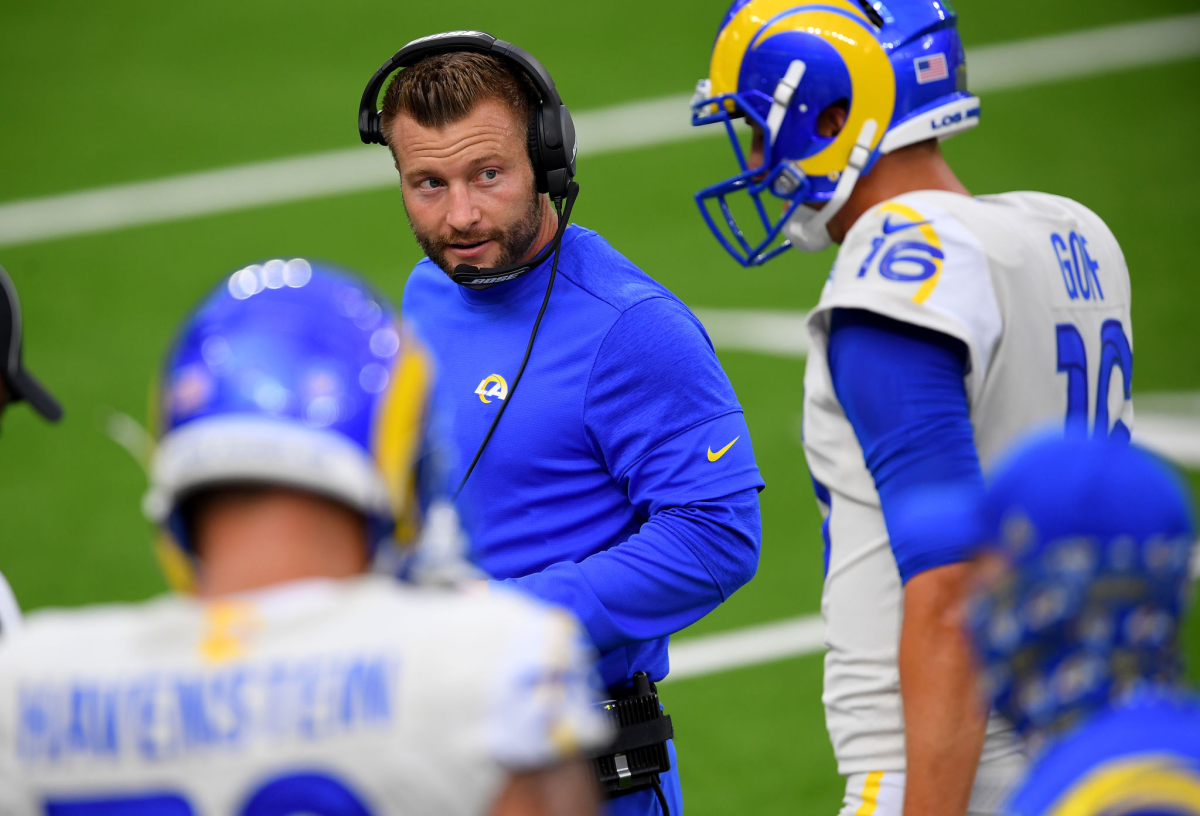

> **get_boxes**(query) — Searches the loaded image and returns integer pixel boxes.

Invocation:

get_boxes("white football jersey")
[0,576,611,815]
[803,190,1133,776]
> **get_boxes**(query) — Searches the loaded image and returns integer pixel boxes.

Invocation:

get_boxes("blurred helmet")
[692,0,980,263]
[144,259,434,591]
[968,436,1197,738]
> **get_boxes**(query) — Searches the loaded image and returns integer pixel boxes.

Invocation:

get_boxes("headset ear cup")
[528,108,549,195]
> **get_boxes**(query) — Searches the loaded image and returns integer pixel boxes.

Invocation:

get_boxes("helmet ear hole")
[528,108,548,195]
[817,100,849,139]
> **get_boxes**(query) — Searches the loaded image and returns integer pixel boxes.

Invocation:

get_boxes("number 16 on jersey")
[1056,319,1132,441]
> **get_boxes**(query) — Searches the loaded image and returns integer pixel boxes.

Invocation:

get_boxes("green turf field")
[2,1,1199,812]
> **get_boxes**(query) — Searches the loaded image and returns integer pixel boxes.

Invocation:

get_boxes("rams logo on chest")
[475,374,508,403]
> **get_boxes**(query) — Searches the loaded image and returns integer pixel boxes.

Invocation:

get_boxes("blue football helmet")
[966,436,1197,738]
[144,259,439,591]
[692,0,981,263]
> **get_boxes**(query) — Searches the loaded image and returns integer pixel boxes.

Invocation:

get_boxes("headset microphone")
[450,188,576,287]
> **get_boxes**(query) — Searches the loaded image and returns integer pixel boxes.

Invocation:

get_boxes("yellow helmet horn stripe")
[154,531,196,593]
[1048,757,1200,816]
[708,3,895,178]
[757,10,894,176]
[374,330,433,526]
[709,0,872,96]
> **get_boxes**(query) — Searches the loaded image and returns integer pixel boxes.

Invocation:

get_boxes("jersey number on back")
[1056,319,1132,440]
[46,771,372,816]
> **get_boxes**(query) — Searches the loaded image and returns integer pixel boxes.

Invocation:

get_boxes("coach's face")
[391,98,545,275]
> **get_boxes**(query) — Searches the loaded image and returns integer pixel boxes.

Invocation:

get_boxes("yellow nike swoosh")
[707,436,740,462]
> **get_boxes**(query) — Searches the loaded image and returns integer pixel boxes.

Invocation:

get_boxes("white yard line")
[0,99,696,250]
[1129,414,1200,470]
[968,13,1200,93]
[1,14,1198,248]
[665,614,825,683]
[693,308,811,358]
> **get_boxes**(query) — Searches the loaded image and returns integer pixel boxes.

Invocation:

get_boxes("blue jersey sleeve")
[828,308,982,583]
[496,297,764,653]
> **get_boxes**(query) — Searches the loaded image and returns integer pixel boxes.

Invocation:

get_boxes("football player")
[0,261,610,814]
[960,435,1198,815]
[692,2,1133,815]
[0,262,62,640]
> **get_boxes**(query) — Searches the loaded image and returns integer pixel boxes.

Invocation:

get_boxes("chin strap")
[783,118,878,252]
[453,182,579,498]
[451,187,578,287]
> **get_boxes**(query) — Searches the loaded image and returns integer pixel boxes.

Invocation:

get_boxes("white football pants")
[837,752,1027,816]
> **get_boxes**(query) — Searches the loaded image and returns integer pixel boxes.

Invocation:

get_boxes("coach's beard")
[412,189,544,278]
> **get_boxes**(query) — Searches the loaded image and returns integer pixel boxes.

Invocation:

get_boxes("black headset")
[358,30,577,203]
[359,32,582,495]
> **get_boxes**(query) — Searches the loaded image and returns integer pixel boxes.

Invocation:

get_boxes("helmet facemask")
[692,85,812,267]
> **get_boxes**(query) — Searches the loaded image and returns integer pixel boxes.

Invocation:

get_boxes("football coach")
[358,32,764,815]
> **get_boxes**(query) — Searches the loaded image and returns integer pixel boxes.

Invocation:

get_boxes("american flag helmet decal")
[914,53,950,84]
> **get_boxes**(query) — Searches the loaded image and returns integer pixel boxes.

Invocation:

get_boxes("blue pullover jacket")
[402,225,763,687]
